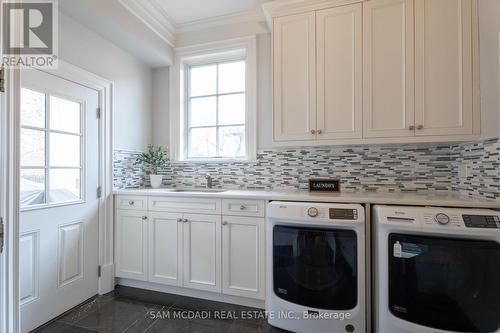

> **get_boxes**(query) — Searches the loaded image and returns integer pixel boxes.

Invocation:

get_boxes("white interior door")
[19,69,100,332]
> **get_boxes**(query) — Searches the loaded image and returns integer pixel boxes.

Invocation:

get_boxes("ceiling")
[152,0,268,25]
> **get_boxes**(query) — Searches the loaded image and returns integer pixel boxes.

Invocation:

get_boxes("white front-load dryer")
[374,205,500,333]
[266,201,366,333]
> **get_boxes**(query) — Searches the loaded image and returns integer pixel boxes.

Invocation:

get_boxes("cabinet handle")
[409,125,415,130]
[417,125,423,130]
[310,129,316,135]
[177,218,182,222]
[239,205,246,210]
[142,216,148,220]
[222,221,228,226]
[317,129,322,135]
[183,218,188,223]
[129,201,135,205]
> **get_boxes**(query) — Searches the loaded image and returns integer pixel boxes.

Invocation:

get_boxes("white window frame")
[170,36,257,162]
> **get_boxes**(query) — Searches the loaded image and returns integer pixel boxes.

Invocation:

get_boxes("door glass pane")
[49,96,81,134]
[21,88,45,128]
[218,126,245,157]
[190,65,216,97]
[49,133,80,167]
[21,128,45,167]
[189,97,216,127]
[49,169,81,203]
[218,93,245,125]
[20,169,45,207]
[273,226,357,310]
[389,234,500,332]
[188,127,216,158]
[218,61,245,94]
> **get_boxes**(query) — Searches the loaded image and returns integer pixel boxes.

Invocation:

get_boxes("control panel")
[463,215,500,229]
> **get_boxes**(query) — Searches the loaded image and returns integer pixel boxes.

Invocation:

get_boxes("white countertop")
[113,188,500,209]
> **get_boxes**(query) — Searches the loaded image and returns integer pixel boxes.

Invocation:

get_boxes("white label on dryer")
[393,241,402,258]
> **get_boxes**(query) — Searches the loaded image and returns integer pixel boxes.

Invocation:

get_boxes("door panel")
[183,214,221,292]
[222,216,265,299]
[414,0,473,136]
[115,210,148,280]
[20,69,100,332]
[273,12,316,142]
[363,0,415,138]
[148,212,182,286]
[317,4,362,140]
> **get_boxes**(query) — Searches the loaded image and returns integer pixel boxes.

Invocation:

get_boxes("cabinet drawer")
[115,195,147,210]
[222,199,265,217]
[149,196,221,215]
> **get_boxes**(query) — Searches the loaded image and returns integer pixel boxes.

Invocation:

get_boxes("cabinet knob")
[409,125,415,130]
[142,216,148,220]
[129,201,135,205]
[177,218,182,222]
[239,205,246,210]
[317,129,322,135]
[222,221,228,226]
[417,125,424,130]
[310,129,316,135]
[183,218,188,223]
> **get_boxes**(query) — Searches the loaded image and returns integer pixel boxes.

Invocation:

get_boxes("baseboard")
[98,264,115,294]
[116,278,265,309]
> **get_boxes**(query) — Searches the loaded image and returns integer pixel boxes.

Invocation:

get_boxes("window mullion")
[215,63,220,156]
[45,93,50,204]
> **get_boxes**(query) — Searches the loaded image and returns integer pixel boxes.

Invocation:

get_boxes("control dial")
[307,207,319,218]
[435,213,450,225]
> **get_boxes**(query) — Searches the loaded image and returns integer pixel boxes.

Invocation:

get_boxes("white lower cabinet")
[115,196,265,300]
[115,210,148,281]
[222,216,265,299]
[182,214,222,292]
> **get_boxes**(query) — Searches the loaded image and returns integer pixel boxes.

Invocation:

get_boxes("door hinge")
[96,107,101,119]
[98,265,102,278]
[97,186,102,198]
[0,65,5,93]
[0,217,4,254]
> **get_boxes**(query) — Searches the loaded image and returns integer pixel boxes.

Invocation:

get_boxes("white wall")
[58,13,153,151]
[479,0,500,138]
[153,67,170,147]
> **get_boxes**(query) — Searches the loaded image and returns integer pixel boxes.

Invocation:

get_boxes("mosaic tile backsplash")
[113,138,500,199]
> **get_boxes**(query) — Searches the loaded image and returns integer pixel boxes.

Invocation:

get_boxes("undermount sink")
[168,188,228,193]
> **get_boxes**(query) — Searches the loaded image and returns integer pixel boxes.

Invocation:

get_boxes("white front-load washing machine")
[374,205,500,333]
[266,201,366,333]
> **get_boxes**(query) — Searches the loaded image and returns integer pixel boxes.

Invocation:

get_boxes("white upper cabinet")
[414,0,473,136]
[363,0,415,138]
[268,0,479,145]
[273,12,316,142]
[317,3,363,140]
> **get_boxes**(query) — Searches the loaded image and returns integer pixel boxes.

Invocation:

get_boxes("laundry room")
[0,0,499,332]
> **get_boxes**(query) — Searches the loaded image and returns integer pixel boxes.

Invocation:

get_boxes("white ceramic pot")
[150,174,163,188]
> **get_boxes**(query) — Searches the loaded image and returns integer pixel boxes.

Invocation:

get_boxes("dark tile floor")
[34,286,287,333]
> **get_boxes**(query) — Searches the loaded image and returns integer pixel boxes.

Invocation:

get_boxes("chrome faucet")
[205,175,213,189]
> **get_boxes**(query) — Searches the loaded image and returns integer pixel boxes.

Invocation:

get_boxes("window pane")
[20,169,45,207]
[50,96,81,133]
[219,93,245,125]
[49,169,81,203]
[218,61,245,94]
[21,88,45,128]
[190,65,216,97]
[49,133,80,167]
[219,126,245,157]
[189,127,216,158]
[21,128,45,167]
[189,96,216,127]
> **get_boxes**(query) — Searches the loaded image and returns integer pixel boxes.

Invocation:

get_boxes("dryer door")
[388,234,500,332]
[273,225,357,310]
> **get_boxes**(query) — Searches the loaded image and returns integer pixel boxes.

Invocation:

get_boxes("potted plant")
[136,144,169,188]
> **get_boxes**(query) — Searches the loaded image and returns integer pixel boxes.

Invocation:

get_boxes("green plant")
[136,144,169,175]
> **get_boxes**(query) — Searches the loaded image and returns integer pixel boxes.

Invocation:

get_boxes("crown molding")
[118,0,176,46]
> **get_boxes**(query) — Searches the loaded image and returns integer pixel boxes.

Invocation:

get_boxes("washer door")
[273,225,357,310]
[389,234,500,332]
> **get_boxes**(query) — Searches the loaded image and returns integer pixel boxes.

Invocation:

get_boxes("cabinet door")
[273,12,316,142]
[363,0,415,138]
[222,217,265,299]
[148,212,183,286]
[182,214,221,292]
[414,0,473,136]
[317,4,362,140]
[115,210,148,281]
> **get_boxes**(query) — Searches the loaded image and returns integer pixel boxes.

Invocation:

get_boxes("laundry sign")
[309,179,340,192]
